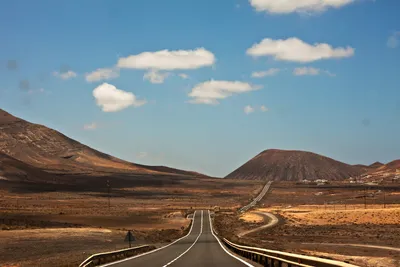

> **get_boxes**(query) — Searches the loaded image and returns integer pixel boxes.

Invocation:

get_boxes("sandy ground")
[0,178,263,267]
[214,182,400,267]
[259,205,400,225]
[239,213,264,223]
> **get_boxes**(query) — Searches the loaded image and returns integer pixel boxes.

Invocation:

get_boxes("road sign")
[124,230,135,248]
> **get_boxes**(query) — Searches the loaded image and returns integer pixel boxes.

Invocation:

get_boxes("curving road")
[238,211,279,237]
[102,210,254,267]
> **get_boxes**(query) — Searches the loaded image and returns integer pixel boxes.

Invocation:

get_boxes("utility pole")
[107,179,110,211]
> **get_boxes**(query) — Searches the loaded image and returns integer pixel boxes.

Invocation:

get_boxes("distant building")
[315,179,329,184]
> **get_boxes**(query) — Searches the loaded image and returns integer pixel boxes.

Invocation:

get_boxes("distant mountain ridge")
[226,149,368,181]
[0,109,207,178]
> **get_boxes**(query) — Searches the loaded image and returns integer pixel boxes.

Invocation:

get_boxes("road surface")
[102,210,254,267]
[239,181,272,213]
[238,211,279,237]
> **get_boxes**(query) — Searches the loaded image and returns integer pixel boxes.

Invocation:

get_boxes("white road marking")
[162,210,204,266]
[99,210,198,267]
[208,210,255,267]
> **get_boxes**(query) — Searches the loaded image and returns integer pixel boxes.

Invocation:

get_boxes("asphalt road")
[102,210,254,267]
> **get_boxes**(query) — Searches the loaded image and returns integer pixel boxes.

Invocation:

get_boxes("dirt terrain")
[214,182,400,267]
[0,177,262,267]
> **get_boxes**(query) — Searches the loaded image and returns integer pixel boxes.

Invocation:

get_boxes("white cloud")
[93,83,146,112]
[53,70,77,80]
[387,31,400,48]
[117,48,215,70]
[178,73,189,79]
[85,67,119,83]
[293,67,321,76]
[293,67,336,76]
[251,68,281,78]
[249,0,354,14]
[260,105,268,112]
[83,122,97,130]
[247,37,354,63]
[188,80,262,105]
[143,70,171,84]
[244,105,255,114]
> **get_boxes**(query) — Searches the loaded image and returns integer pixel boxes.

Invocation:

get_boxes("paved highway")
[239,181,272,213]
[102,210,254,267]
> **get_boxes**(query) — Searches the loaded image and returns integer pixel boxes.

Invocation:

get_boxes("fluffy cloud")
[188,80,262,105]
[387,31,400,48]
[83,122,97,130]
[53,70,77,80]
[244,105,255,114]
[293,67,335,76]
[93,83,146,112]
[260,105,268,112]
[143,70,171,84]
[251,68,281,78]
[249,0,354,14]
[117,48,215,70]
[85,68,119,83]
[247,37,354,63]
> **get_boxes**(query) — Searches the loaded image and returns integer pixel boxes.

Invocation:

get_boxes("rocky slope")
[0,152,55,182]
[225,149,365,181]
[0,109,205,177]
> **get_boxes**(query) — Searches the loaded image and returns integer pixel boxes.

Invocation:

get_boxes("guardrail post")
[264,257,270,267]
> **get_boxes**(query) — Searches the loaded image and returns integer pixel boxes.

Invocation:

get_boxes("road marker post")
[124,230,136,248]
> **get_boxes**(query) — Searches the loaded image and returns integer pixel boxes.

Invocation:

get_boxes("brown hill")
[385,160,400,170]
[369,161,384,169]
[225,149,364,181]
[0,109,206,177]
[0,152,55,182]
[360,160,400,181]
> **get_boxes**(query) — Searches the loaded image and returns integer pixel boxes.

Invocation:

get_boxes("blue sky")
[1,0,399,177]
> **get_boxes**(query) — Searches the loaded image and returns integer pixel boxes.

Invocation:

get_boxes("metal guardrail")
[221,238,359,267]
[79,244,155,267]
[222,238,312,267]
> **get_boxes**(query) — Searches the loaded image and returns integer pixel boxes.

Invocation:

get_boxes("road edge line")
[162,210,204,266]
[99,210,198,266]
[208,210,255,267]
